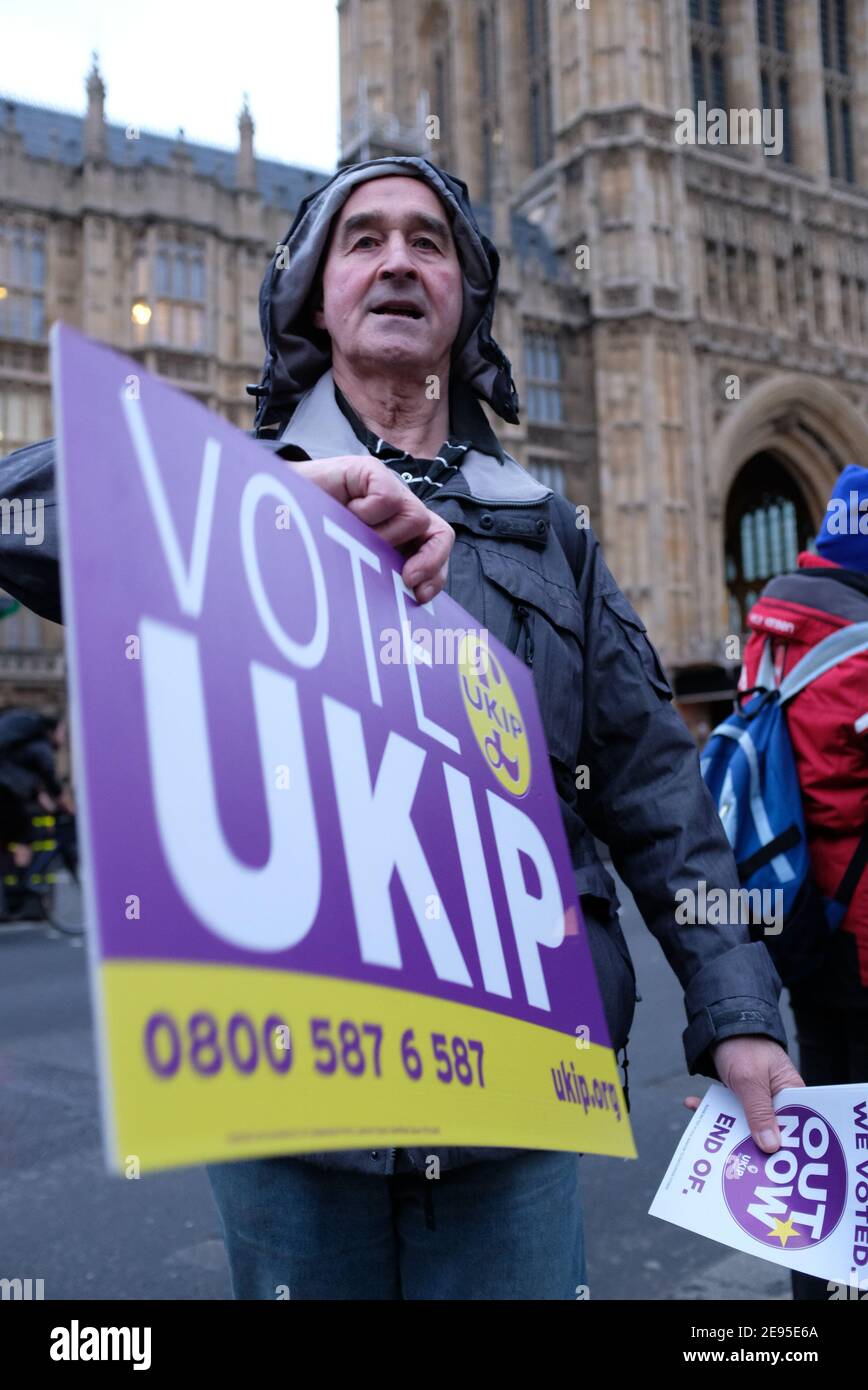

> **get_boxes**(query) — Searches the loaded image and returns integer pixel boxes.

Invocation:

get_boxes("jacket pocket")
[476,545,585,769]
[478,545,585,642]
[600,588,672,698]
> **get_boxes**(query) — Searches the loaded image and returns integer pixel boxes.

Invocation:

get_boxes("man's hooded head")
[252,157,519,436]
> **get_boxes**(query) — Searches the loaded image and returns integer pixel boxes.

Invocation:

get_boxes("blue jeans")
[207,1150,586,1300]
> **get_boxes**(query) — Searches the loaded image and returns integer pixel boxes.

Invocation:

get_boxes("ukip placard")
[52,325,634,1172]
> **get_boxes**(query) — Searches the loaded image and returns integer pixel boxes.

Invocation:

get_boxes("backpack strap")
[831,824,868,912]
[736,823,803,879]
[778,622,868,704]
[771,623,868,907]
[755,637,778,691]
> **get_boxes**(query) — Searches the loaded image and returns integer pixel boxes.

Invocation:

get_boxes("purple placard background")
[53,325,610,1044]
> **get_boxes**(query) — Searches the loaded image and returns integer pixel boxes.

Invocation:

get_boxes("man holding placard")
[0,157,801,1300]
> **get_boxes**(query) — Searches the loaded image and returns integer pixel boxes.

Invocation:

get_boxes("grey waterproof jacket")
[0,156,788,1179]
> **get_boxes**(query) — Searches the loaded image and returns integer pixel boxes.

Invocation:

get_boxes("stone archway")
[676,372,868,745]
[711,373,868,529]
[708,371,868,641]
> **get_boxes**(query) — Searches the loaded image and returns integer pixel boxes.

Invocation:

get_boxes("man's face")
[313,176,464,379]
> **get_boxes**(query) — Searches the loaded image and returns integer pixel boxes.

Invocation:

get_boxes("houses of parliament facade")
[3,1,868,739]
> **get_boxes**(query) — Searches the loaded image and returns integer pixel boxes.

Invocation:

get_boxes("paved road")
[0,884,798,1301]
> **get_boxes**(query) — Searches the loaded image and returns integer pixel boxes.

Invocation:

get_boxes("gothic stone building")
[339,0,868,738]
[0,59,328,709]
[5,6,868,739]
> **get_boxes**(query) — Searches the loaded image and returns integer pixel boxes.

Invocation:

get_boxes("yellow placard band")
[100,960,636,1172]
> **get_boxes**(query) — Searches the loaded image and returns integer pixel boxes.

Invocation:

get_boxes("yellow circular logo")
[458,632,531,796]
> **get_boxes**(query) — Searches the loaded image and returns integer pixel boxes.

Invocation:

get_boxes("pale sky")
[0,0,339,173]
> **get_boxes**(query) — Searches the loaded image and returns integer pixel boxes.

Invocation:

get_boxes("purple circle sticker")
[722,1105,848,1250]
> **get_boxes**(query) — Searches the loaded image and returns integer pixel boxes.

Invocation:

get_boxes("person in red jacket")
[740,463,868,1300]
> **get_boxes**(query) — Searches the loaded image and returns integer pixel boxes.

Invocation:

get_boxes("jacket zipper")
[506,604,535,668]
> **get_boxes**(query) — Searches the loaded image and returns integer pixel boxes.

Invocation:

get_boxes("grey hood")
[251,156,519,436]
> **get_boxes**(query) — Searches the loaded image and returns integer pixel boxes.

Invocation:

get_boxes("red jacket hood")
[745,552,867,646]
[797,550,841,571]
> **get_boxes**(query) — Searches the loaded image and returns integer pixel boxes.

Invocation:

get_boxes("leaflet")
[650,1083,868,1292]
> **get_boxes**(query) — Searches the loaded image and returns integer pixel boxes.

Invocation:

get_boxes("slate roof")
[0,95,331,212]
[1,97,560,277]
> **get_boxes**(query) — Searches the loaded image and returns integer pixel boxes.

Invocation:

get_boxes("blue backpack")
[701,623,868,984]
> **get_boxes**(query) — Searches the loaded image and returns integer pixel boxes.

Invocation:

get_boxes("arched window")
[821,0,854,182]
[481,122,494,202]
[476,1,499,200]
[152,235,207,351]
[725,455,815,631]
[0,221,47,342]
[689,0,727,116]
[526,0,552,168]
[757,0,793,163]
[420,3,452,169]
[478,13,490,98]
[523,328,564,424]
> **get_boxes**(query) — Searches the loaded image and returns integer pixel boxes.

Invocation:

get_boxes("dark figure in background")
[0,707,66,914]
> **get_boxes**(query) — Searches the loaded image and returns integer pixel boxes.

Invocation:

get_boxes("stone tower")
[337,0,868,737]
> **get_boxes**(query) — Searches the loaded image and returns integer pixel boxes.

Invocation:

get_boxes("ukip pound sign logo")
[458,632,531,797]
[724,1152,758,1180]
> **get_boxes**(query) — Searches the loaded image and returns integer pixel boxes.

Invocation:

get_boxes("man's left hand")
[683,1035,805,1153]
